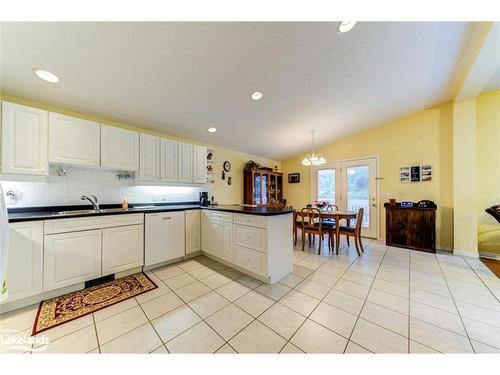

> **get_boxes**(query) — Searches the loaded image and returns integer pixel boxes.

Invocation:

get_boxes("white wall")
[1,166,207,208]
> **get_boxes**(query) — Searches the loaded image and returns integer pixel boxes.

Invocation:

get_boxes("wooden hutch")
[243,167,283,206]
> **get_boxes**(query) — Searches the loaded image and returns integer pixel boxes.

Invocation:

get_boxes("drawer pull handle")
[162,217,171,220]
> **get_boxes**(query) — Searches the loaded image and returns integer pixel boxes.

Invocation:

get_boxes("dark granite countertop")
[7,202,294,222]
[204,205,294,216]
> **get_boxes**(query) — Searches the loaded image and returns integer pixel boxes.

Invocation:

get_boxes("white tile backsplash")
[1,166,207,208]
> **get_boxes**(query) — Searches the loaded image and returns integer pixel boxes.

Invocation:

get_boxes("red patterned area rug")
[32,273,157,335]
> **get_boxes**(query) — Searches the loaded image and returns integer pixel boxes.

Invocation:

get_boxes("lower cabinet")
[43,229,102,292]
[2,221,43,304]
[185,209,201,255]
[201,213,233,261]
[234,245,267,276]
[102,224,144,276]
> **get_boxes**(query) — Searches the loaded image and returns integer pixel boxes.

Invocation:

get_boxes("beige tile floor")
[1,237,500,354]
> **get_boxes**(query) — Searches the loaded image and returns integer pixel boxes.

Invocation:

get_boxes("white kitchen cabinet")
[1,221,43,304]
[1,102,48,175]
[48,112,100,167]
[193,145,207,183]
[102,224,144,276]
[160,138,178,182]
[201,211,218,257]
[43,229,102,292]
[219,221,233,263]
[145,211,185,266]
[139,133,160,181]
[201,211,293,283]
[185,209,201,254]
[177,142,193,182]
[100,125,139,171]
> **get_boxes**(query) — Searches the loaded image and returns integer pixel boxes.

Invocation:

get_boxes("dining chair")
[339,207,364,256]
[298,207,333,254]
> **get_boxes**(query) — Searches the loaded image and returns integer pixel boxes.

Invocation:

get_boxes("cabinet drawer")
[234,214,267,228]
[235,225,267,253]
[209,211,233,222]
[45,213,144,234]
[234,245,267,276]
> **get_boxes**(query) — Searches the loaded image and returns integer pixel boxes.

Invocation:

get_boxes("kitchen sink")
[52,209,103,216]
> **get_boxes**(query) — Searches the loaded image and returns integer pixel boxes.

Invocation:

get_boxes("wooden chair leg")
[308,233,311,245]
[328,231,332,252]
[294,227,297,245]
[313,234,316,245]
[353,235,361,256]
[318,234,322,255]
[358,235,364,253]
[302,231,306,251]
[346,236,350,246]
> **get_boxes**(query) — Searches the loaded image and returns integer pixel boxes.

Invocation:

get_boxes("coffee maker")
[199,192,209,206]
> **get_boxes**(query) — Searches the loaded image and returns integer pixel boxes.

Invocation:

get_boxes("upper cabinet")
[48,113,100,167]
[160,138,178,182]
[101,125,139,171]
[139,133,160,181]
[1,101,48,175]
[193,145,208,183]
[178,142,194,182]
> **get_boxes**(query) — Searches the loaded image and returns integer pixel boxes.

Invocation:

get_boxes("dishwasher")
[145,211,186,267]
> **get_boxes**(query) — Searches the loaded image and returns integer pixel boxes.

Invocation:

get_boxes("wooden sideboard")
[385,203,436,253]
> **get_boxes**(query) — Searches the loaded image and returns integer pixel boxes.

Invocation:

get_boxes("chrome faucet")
[81,194,99,210]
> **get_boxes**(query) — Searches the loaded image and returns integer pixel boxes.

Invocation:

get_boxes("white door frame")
[311,156,380,239]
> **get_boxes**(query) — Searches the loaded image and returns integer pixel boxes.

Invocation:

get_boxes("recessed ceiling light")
[33,68,59,83]
[251,91,263,101]
[337,21,357,34]
[207,127,217,133]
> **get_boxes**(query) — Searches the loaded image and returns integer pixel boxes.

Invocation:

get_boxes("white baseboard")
[478,252,500,260]
[453,249,480,258]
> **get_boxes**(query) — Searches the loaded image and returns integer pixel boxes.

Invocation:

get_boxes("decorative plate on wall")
[223,161,231,172]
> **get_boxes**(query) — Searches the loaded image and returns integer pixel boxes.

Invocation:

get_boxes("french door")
[312,157,378,238]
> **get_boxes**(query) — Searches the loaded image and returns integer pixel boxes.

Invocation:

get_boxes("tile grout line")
[91,313,102,354]
[276,240,369,353]
[342,244,390,353]
[462,256,500,304]
[435,255,476,353]
[407,249,411,353]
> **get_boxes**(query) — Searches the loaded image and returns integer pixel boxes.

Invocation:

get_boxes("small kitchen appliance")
[199,192,209,206]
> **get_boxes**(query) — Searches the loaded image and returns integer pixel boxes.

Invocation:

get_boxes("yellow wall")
[476,90,500,255]
[453,100,478,255]
[0,95,280,205]
[282,102,454,250]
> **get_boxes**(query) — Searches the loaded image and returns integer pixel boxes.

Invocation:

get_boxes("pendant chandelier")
[301,129,326,166]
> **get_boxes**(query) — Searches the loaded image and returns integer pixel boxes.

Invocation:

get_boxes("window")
[317,169,335,204]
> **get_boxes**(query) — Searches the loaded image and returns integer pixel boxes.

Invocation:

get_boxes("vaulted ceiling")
[0,22,487,159]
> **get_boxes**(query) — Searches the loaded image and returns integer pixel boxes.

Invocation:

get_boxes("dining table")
[294,208,357,253]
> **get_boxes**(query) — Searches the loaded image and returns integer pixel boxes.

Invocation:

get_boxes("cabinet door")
[101,125,139,171]
[160,138,178,182]
[193,145,207,183]
[177,142,193,182]
[385,208,409,247]
[409,210,436,251]
[48,112,100,167]
[219,221,233,263]
[1,221,43,304]
[139,133,160,181]
[43,229,102,292]
[145,212,185,266]
[1,102,48,175]
[185,209,201,254]
[102,224,144,276]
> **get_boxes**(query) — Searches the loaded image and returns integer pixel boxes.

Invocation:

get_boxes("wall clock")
[223,161,231,172]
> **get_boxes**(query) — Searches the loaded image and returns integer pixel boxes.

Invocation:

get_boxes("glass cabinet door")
[254,173,261,205]
[261,173,268,205]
